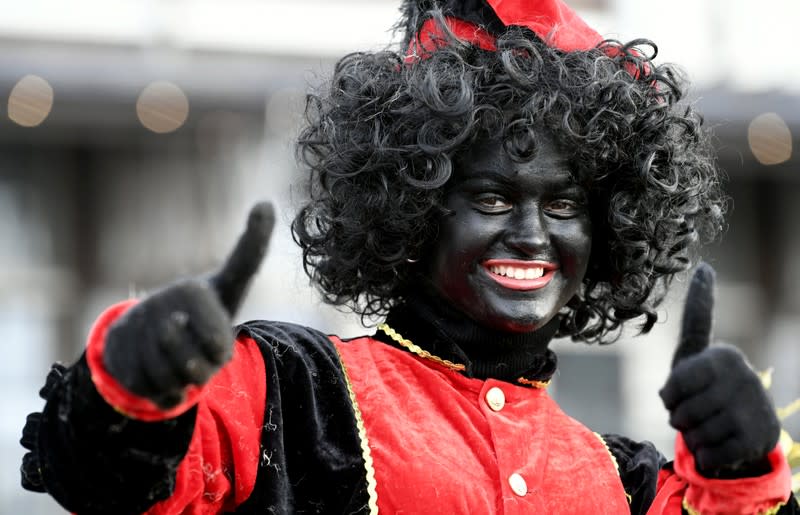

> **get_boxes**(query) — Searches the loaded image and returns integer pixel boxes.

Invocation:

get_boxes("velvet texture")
[21,354,197,515]
[21,304,799,513]
[233,321,371,514]
[674,434,793,515]
[335,334,630,513]
[21,307,370,514]
[89,300,266,513]
[602,434,667,514]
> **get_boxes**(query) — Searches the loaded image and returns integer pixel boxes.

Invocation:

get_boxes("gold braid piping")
[593,432,632,505]
[682,498,700,515]
[334,347,379,514]
[516,377,551,389]
[682,497,787,515]
[378,323,466,372]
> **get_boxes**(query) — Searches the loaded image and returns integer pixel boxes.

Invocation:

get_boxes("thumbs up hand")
[659,263,780,477]
[103,202,275,410]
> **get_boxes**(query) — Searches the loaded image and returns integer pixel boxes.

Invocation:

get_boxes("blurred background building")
[0,0,798,512]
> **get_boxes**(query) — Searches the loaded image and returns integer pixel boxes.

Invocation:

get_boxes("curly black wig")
[292,9,725,343]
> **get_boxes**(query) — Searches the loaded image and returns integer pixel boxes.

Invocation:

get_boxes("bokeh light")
[7,75,54,127]
[136,81,190,134]
[748,112,793,166]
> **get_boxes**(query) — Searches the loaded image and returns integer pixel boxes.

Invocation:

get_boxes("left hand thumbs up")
[659,263,780,476]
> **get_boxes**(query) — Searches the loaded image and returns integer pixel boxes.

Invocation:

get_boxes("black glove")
[104,202,275,410]
[659,263,780,478]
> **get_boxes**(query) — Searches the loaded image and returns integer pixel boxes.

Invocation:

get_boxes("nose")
[504,204,550,255]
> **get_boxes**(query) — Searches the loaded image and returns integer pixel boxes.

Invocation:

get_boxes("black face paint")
[422,132,592,333]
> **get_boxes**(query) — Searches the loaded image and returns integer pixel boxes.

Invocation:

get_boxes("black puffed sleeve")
[602,433,666,514]
[20,356,197,515]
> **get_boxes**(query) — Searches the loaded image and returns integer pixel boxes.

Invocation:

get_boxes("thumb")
[209,201,275,317]
[672,262,716,369]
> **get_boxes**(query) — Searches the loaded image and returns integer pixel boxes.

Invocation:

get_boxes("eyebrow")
[458,169,580,189]
[458,171,519,188]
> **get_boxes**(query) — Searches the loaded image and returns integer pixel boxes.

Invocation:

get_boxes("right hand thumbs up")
[104,202,275,409]
[659,263,780,475]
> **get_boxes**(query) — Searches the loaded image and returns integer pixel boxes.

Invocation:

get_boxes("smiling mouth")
[482,260,557,291]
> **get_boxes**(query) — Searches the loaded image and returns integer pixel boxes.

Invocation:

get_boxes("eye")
[544,198,584,218]
[473,194,512,214]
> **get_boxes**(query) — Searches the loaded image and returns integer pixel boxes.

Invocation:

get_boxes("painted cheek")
[554,219,592,275]
[452,215,491,259]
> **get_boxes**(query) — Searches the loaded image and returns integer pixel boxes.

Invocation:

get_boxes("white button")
[508,473,528,496]
[485,386,506,411]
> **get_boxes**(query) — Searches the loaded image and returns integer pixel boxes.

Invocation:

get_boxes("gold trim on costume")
[683,497,787,515]
[682,497,700,515]
[516,376,551,389]
[378,324,466,372]
[378,324,550,388]
[593,432,631,504]
[335,348,379,514]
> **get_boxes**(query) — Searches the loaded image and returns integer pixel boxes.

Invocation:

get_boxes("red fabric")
[334,336,630,514]
[486,0,602,51]
[86,300,204,421]
[673,434,792,515]
[646,467,687,514]
[603,45,652,81]
[405,17,497,63]
[644,434,792,514]
[403,4,652,87]
[405,0,603,63]
[86,301,267,513]
[148,336,266,514]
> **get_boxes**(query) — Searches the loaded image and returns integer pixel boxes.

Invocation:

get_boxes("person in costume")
[20,0,798,513]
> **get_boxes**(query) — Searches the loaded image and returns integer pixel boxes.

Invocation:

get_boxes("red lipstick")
[482,259,558,291]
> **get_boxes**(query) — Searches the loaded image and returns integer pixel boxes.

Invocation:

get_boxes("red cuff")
[647,466,688,514]
[85,300,204,422]
[673,434,792,515]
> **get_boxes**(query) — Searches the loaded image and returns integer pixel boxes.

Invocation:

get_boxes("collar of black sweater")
[374,293,559,386]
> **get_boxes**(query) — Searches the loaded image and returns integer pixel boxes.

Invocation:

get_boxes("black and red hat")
[401,0,604,62]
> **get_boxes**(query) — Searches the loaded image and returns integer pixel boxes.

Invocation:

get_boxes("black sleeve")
[602,433,666,515]
[781,496,800,513]
[21,321,371,515]
[20,356,197,515]
[232,321,370,514]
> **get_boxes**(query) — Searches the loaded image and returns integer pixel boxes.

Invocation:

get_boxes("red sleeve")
[647,466,687,514]
[647,435,792,515]
[85,301,267,513]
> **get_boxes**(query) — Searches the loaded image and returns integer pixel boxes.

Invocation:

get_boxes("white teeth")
[488,265,545,279]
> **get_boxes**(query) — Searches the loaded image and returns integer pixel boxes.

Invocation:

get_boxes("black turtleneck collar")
[373,293,559,385]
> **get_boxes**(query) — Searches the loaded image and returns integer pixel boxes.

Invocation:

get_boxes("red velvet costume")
[20,299,791,514]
